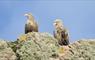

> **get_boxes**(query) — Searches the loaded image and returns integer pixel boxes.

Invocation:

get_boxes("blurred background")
[0,0,95,42]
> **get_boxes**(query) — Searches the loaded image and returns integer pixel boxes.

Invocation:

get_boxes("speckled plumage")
[53,19,69,45]
[25,13,38,34]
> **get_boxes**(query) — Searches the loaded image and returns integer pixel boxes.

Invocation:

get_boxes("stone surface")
[16,32,59,60]
[0,40,17,60]
[0,32,95,60]
[59,39,95,60]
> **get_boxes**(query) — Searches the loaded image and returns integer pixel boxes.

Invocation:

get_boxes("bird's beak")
[24,14,28,16]
[53,22,56,26]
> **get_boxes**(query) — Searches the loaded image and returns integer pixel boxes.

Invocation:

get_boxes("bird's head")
[53,19,63,26]
[24,13,33,19]
[53,19,64,29]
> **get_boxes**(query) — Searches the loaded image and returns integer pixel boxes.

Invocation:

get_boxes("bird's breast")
[27,20,35,25]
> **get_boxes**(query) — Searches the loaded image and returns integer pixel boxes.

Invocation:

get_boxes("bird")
[24,13,38,34]
[53,19,69,46]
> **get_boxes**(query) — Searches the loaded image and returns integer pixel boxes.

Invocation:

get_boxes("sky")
[0,0,95,42]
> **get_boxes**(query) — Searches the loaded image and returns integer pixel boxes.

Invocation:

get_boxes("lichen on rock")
[0,40,17,60]
[0,33,95,60]
[16,32,59,60]
[60,39,95,60]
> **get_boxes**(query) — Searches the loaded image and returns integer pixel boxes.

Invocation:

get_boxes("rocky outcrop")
[0,40,16,60]
[59,39,95,60]
[61,39,95,60]
[0,32,95,60]
[16,32,59,60]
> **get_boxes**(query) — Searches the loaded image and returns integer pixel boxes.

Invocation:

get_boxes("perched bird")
[24,13,38,34]
[53,19,69,46]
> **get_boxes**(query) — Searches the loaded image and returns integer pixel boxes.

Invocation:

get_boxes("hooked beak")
[53,22,57,26]
[24,14,28,16]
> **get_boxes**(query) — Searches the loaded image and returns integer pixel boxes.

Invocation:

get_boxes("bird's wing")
[53,30,57,38]
[25,23,33,34]
[61,28,69,40]
[25,24,28,34]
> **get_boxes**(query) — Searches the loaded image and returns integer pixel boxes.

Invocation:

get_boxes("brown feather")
[53,19,69,46]
[25,13,38,34]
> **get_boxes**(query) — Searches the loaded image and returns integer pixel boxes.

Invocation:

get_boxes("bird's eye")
[55,23,57,25]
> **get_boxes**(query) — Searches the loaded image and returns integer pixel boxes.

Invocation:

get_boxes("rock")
[59,39,95,60]
[16,32,59,60]
[0,32,95,60]
[0,40,17,60]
